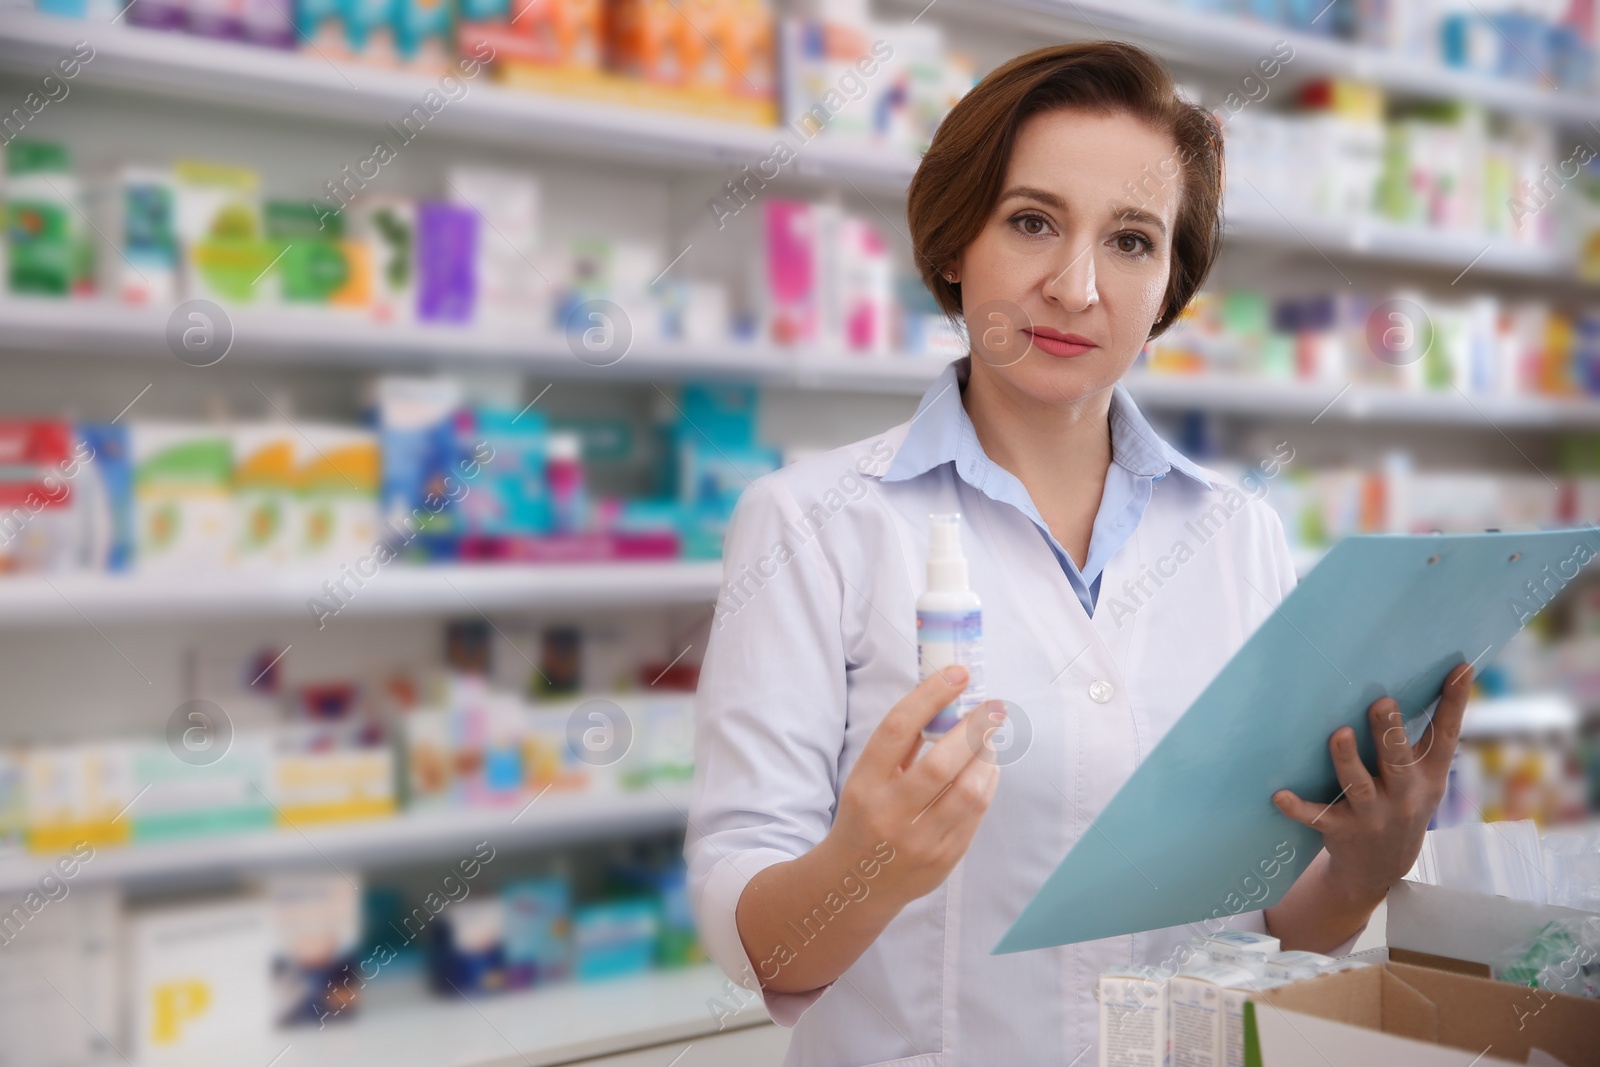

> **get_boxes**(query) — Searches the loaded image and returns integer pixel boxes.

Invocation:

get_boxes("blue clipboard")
[994,529,1599,954]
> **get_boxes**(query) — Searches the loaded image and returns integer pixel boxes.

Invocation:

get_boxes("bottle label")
[917,607,985,737]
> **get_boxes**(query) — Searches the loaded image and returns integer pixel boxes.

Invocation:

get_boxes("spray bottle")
[917,513,986,740]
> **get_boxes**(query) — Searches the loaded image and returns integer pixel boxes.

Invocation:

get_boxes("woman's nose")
[1043,240,1099,312]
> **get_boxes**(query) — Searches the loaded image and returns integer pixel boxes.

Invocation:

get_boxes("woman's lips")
[1023,328,1098,358]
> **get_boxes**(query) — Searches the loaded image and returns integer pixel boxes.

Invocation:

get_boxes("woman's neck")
[961,361,1116,491]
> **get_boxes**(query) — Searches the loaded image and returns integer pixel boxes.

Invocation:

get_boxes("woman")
[687,41,1469,1064]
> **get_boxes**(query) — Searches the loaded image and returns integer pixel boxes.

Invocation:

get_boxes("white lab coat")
[688,400,1336,1065]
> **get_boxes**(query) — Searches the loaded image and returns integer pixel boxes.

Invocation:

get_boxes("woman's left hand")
[1271,663,1474,902]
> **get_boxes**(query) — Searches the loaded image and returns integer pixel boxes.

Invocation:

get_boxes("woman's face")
[952,107,1183,406]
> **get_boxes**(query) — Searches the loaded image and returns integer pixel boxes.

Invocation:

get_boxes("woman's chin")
[983,352,1122,407]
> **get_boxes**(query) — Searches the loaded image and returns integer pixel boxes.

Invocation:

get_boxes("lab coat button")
[1088,679,1114,703]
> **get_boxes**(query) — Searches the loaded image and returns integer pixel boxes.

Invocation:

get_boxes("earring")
[944,273,957,282]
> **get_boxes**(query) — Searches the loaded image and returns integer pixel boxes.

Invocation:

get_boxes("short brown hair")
[907,41,1223,339]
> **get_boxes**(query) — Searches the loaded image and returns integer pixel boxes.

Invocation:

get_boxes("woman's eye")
[1114,232,1154,255]
[1010,213,1052,238]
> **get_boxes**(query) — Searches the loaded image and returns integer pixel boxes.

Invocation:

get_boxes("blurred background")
[0,0,1597,1062]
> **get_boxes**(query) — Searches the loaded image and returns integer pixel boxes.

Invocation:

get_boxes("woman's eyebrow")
[998,185,1066,211]
[1000,186,1169,236]
[1111,205,1168,235]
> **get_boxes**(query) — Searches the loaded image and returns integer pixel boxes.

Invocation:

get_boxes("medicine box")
[1095,966,1166,1067]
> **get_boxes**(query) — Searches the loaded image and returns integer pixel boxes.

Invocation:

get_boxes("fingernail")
[945,665,969,685]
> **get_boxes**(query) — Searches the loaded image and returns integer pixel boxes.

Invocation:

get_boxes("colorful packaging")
[270,727,396,825]
[473,0,600,75]
[394,0,452,70]
[264,201,371,308]
[187,0,247,39]
[445,166,543,324]
[342,0,400,63]
[455,406,551,537]
[375,376,463,558]
[174,159,272,305]
[572,899,658,981]
[242,0,299,47]
[350,196,416,323]
[0,419,83,574]
[127,897,274,1064]
[232,424,300,568]
[130,423,233,572]
[296,0,348,55]
[430,898,506,994]
[5,140,91,297]
[78,423,134,573]
[762,200,817,345]
[25,742,139,851]
[296,425,380,565]
[502,876,572,987]
[129,736,275,841]
[416,201,477,322]
[126,0,188,31]
[96,167,178,306]
[268,873,364,1026]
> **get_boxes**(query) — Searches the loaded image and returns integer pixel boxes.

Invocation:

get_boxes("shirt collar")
[881,356,1214,489]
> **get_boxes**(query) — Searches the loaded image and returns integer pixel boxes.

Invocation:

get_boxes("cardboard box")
[1245,960,1600,1067]
[1385,879,1598,977]
[1243,880,1600,1066]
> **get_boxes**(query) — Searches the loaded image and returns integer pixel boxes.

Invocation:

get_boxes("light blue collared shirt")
[882,357,1214,617]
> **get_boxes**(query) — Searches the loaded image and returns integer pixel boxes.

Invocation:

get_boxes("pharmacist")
[686,41,1472,1065]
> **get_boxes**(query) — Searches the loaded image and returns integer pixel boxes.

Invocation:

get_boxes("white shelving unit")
[2,8,1596,1065]
[155,963,771,1067]
[0,560,725,626]
[0,11,915,190]
[0,298,951,395]
[919,0,1600,126]
[10,299,1600,428]
[0,784,692,893]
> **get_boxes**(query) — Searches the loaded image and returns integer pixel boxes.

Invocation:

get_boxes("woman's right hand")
[734,665,1003,994]
[829,665,1005,905]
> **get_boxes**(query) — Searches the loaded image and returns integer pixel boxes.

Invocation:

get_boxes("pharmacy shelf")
[0,11,916,191]
[277,964,768,1067]
[0,560,725,626]
[12,298,1600,427]
[18,299,1600,427]
[1123,372,1600,429]
[0,298,949,396]
[1460,692,1580,739]
[0,783,693,893]
[124,964,770,1067]
[911,0,1600,126]
[1224,203,1595,288]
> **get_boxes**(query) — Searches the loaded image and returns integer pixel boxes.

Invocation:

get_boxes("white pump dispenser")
[917,513,986,740]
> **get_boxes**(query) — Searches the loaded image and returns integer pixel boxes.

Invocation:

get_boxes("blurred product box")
[295,424,381,566]
[25,741,139,851]
[130,423,233,573]
[93,166,179,306]
[3,141,91,297]
[446,165,546,326]
[232,424,300,569]
[127,896,274,1064]
[173,159,274,306]
[503,875,573,987]
[572,897,657,980]
[270,726,396,824]
[0,419,84,575]
[130,734,276,841]
[268,872,364,1025]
